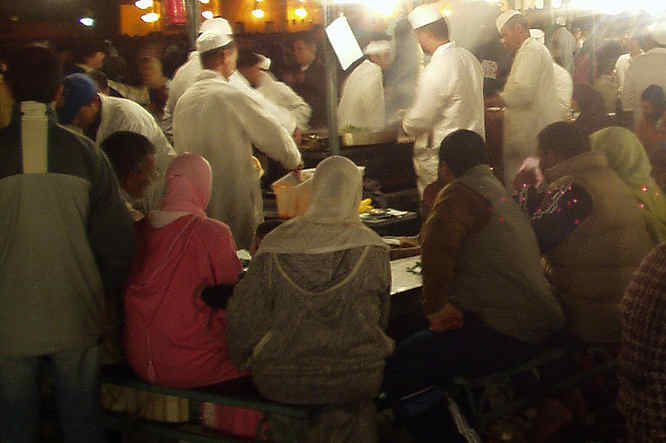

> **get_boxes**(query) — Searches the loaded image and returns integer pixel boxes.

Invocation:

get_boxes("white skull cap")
[199,17,233,36]
[196,31,233,53]
[529,28,545,45]
[364,40,392,56]
[496,10,521,35]
[408,4,444,30]
[256,54,271,70]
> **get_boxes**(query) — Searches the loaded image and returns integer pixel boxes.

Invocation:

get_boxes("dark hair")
[572,83,613,136]
[418,19,449,40]
[100,131,156,182]
[538,122,590,158]
[292,32,317,49]
[72,41,106,64]
[237,49,261,69]
[256,220,283,239]
[6,46,62,103]
[641,84,666,112]
[200,42,234,70]
[88,70,109,92]
[439,130,489,176]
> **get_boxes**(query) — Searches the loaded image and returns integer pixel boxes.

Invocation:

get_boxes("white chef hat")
[199,17,233,36]
[364,40,392,56]
[496,10,522,35]
[529,28,545,45]
[648,21,666,46]
[196,31,233,53]
[256,53,271,71]
[408,4,444,30]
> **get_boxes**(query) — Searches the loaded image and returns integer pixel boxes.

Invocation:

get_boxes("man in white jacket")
[173,32,302,250]
[237,50,311,132]
[532,29,573,121]
[165,18,296,138]
[486,10,559,186]
[58,73,176,212]
[402,4,485,196]
[338,40,393,131]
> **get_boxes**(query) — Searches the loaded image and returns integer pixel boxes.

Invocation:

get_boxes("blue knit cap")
[57,73,98,125]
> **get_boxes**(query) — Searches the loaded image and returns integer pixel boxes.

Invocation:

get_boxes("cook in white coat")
[165,18,296,138]
[403,5,485,196]
[58,73,176,212]
[621,21,666,129]
[337,40,393,131]
[486,11,559,187]
[173,32,302,250]
[237,50,311,132]
[532,29,573,121]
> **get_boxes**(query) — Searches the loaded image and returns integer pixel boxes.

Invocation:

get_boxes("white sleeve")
[621,65,635,112]
[235,92,302,170]
[274,82,312,130]
[402,61,452,136]
[500,48,542,109]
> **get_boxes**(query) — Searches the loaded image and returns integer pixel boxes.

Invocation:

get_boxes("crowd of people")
[0,3,665,443]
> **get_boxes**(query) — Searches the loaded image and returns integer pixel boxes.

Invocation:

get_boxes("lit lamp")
[252,8,265,18]
[295,7,308,18]
[141,12,160,22]
[202,10,214,19]
[200,0,211,3]
[135,0,154,9]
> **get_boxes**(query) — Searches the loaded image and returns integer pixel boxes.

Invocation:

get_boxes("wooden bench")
[101,366,312,442]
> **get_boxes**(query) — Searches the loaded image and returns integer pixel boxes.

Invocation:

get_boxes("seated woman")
[123,153,260,438]
[572,83,614,136]
[590,126,666,245]
[227,156,394,442]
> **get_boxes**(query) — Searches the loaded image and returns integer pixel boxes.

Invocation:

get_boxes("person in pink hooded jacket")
[123,153,261,438]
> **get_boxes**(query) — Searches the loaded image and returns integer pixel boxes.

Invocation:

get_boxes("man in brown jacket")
[384,130,564,408]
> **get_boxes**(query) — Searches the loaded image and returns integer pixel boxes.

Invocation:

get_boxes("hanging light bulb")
[202,10,214,19]
[294,7,307,18]
[135,0,154,10]
[252,8,265,18]
[79,17,95,27]
[141,12,160,22]
[200,0,211,3]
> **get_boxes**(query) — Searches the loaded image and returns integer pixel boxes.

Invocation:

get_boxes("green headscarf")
[590,126,666,245]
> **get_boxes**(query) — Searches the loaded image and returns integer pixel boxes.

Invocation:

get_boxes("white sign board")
[325,16,364,71]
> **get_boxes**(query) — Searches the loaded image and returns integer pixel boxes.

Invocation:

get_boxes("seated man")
[384,130,565,420]
[100,131,158,221]
[514,122,653,343]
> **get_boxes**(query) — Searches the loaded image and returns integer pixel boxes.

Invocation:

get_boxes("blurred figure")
[228,156,393,441]
[616,30,644,99]
[619,243,666,443]
[622,21,666,129]
[237,50,311,132]
[487,10,559,187]
[572,83,614,136]
[57,73,175,212]
[637,84,666,155]
[383,18,420,122]
[338,39,393,131]
[531,29,573,121]
[289,32,326,128]
[515,122,652,343]
[101,131,158,222]
[65,40,106,75]
[0,46,134,443]
[403,4,485,196]
[590,126,666,244]
[550,17,577,74]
